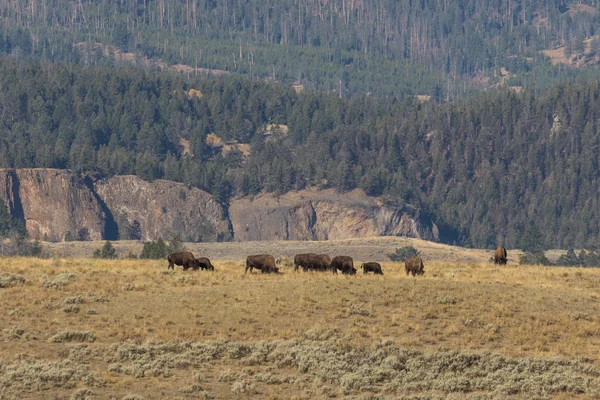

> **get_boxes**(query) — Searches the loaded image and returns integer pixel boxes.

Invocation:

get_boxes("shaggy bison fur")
[294,253,332,272]
[196,257,215,271]
[167,252,200,271]
[494,246,508,265]
[362,262,383,275]
[331,255,356,275]
[405,257,425,277]
[245,254,279,274]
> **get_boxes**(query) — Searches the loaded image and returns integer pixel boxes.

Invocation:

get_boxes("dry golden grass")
[1,254,600,399]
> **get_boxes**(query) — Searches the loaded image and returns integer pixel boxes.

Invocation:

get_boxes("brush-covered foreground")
[1,257,600,399]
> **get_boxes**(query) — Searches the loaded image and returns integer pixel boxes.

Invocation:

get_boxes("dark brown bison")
[294,253,315,271]
[362,262,383,275]
[196,257,215,271]
[405,257,425,276]
[167,251,200,271]
[494,246,507,265]
[245,254,278,274]
[294,253,332,272]
[331,256,355,275]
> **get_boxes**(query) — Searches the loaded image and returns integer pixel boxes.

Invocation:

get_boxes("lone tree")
[519,223,545,253]
[519,223,551,265]
[387,246,421,262]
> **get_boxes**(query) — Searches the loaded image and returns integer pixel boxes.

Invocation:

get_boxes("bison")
[494,246,507,265]
[362,262,383,275]
[405,257,425,276]
[245,254,279,274]
[331,255,355,275]
[167,251,200,271]
[196,257,215,271]
[294,253,331,272]
[294,253,315,271]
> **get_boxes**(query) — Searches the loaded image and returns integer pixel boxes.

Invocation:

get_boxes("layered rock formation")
[93,175,231,242]
[228,189,439,242]
[0,169,105,241]
[0,169,438,243]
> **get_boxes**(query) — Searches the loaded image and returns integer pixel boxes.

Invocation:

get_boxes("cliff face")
[0,169,438,243]
[0,169,105,241]
[229,189,438,242]
[93,175,231,242]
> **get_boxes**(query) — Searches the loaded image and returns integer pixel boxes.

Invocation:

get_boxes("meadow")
[1,240,600,399]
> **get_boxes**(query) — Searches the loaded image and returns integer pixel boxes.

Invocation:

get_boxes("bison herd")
[167,251,429,277]
[167,246,511,275]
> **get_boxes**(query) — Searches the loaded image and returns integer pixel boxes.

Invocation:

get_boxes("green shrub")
[140,238,168,259]
[92,241,117,259]
[0,235,44,257]
[139,234,185,259]
[519,252,552,266]
[387,246,420,262]
[555,249,600,267]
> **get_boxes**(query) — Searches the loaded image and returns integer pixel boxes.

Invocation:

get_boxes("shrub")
[387,246,420,262]
[140,238,168,259]
[44,273,77,288]
[0,274,26,288]
[92,241,117,259]
[63,305,80,313]
[519,252,552,266]
[556,249,581,266]
[555,249,600,267]
[0,235,44,257]
[63,296,85,304]
[48,331,96,343]
[166,232,185,254]
[77,227,91,241]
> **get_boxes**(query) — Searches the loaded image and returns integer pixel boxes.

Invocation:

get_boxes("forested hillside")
[0,58,599,249]
[2,0,600,98]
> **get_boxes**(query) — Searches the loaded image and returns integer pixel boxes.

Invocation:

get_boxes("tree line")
[1,0,600,98]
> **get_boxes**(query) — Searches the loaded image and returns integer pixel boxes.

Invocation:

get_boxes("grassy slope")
[1,251,600,399]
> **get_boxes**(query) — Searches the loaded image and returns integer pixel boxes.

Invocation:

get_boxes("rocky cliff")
[0,169,438,243]
[93,175,231,242]
[228,189,439,242]
[0,169,105,241]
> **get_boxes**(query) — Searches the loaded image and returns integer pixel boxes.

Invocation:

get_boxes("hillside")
[1,1,600,97]
[1,256,600,398]
[3,59,600,248]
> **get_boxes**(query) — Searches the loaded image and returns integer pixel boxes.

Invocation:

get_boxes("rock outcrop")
[93,175,231,242]
[0,169,105,241]
[0,169,438,243]
[229,189,438,242]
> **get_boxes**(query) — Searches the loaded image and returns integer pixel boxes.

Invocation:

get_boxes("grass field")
[1,240,600,399]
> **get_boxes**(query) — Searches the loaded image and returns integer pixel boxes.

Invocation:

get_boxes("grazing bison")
[331,255,355,275]
[294,253,332,272]
[167,251,200,271]
[196,257,215,271]
[294,253,315,271]
[342,266,357,275]
[405,257,425,276]
[245,254,278,274]
[494,246,508,265]
[362,262,383,275]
